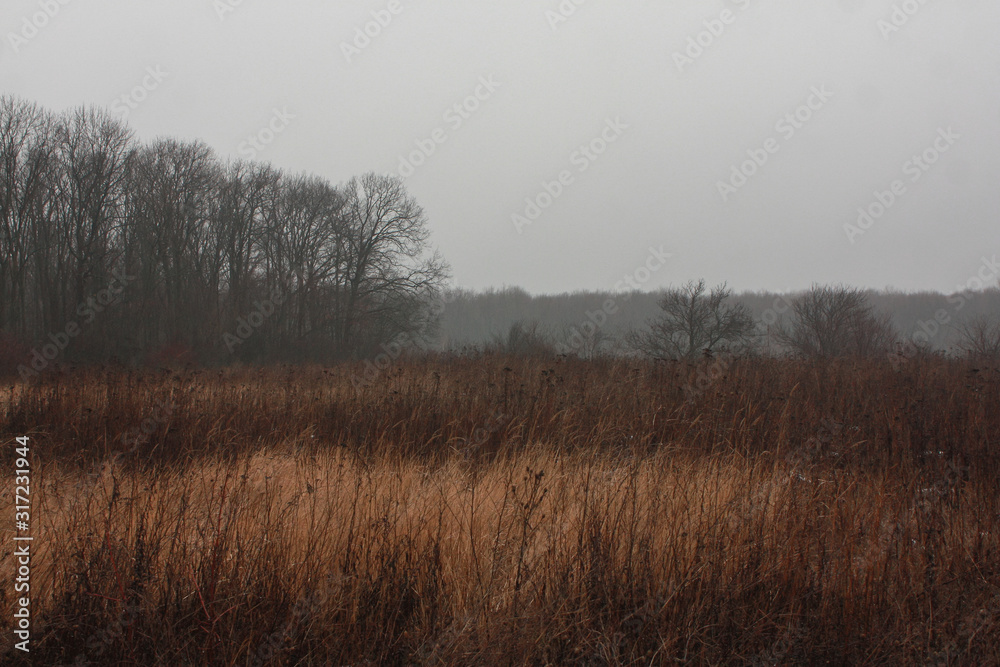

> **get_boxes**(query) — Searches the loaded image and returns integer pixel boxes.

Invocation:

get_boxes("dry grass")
[1,355,999,665]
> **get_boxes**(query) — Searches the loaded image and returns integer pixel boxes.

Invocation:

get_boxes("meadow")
[1,354,998,665]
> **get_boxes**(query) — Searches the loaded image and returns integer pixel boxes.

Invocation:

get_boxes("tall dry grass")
[1,354,999,665]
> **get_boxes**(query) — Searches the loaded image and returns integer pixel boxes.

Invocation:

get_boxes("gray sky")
[3,0,998,295]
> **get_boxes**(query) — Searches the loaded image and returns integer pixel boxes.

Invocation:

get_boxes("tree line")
[0,96,448,375]
[448,282,1000,363]
[3,95,996,377]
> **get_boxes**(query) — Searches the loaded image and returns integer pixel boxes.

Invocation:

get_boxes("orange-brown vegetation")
[1,355,998,665]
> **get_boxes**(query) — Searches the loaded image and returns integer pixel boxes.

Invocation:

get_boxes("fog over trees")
[627,281,756,360]
[0,96,447,373]
[1,95,998,377]
[435,286,1000,358]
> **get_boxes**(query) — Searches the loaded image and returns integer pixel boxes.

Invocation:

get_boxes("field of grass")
[1,354,999,665]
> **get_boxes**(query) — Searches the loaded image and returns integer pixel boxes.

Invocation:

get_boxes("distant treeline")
[434,284,1000,354]
[0,96,447,375]
[2,95,996,376]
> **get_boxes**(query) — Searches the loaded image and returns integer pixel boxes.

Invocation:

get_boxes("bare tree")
[490,320,554,357]
[216,161,281,328]
[0,96,54,336]
[559,323,615,359]
[953,314,1000,360]
[337,172,449,354]
[125,139,220,349]
[0,95,454,365]
[263,172,346,348]
[54,107,134,321]
[628,280,755,360]
[778,285,897,358]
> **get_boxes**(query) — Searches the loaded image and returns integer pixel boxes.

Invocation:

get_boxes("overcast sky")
[2,0,998,295]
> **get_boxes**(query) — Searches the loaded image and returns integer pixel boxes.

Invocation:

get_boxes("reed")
[1,355,998,665]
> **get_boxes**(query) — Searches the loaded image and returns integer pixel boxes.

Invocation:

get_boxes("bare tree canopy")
[777,285,898,358]
[338,173,449,353]
[0,95,449,371]
[953,314,1000,360]
[628,280,756,360]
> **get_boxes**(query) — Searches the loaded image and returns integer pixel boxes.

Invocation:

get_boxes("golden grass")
[1,355,999,664]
